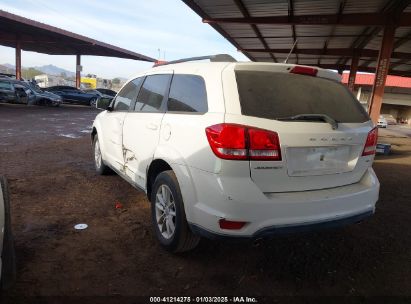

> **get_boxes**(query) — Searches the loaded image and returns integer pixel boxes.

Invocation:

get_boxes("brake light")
[290,66,318,76]
[205,123,281,161]
[219,219,247,230]
[362,127,378,156]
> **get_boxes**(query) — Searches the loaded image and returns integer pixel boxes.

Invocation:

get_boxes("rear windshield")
[235,71,369,123]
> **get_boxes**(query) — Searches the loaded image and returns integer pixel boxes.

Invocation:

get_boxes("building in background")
[81,75,97,89]
[80,74,112,89]
[342,73,411,125]
[35,74,53,87]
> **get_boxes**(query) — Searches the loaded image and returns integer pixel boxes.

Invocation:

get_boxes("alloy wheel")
[155,184,176,239]
[94,140,102,169]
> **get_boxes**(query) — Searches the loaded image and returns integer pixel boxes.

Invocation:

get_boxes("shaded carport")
[0,9,155,88]
[183,0,411,123]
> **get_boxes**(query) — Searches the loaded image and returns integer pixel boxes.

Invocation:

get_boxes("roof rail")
[153,54,237,67]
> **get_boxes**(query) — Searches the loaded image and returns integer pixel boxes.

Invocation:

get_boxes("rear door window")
[167,74,208,113]
[136,74,171,113]
[235,71,369,123]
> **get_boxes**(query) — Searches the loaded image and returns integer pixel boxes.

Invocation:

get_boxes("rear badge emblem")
[255,166,283,170]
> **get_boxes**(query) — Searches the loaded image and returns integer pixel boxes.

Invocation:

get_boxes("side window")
[114,78,142,111]
[0,81,12,90]
[167,75,208,113]
[136,74,170,113]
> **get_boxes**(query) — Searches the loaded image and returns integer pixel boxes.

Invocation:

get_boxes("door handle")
[146,123,158,130]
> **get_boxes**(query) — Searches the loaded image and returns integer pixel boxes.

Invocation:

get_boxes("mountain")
[0,64,13,73]
[1,63,75,77]
[0,64,15,75]
[35,64,75,77]
[3,63,14,69]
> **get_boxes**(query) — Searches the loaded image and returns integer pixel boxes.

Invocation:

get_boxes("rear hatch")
[226,64,375,192]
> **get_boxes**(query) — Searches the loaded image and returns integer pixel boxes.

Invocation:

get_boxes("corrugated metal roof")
[343,0,387,14]
[242,0,289,17]
[183,0,411,77]
[0,10,155,62]
[293,0,340,15]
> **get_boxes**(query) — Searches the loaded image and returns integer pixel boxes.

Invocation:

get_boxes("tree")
[21,68,43,80]
[112,78,121,85]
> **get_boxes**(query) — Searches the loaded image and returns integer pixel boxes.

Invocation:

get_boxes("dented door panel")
[122,112,165,189]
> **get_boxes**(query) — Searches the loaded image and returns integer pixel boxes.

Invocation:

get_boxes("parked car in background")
[380,114,397,125]
[0,78,35,105]
[95,88,117,97]
[84,89,115,103]
[0,78,61,106]
[0,79,16,103]
[92,56,380,252]
[0,73,14,79]
[377,116,388,128]
[13,84,35,105]
[46,86,100,107]
[22,81,62,106]
[0,176,16,290]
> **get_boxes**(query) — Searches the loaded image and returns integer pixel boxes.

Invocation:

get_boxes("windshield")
[28,82,43,93]
[235,71,369,123]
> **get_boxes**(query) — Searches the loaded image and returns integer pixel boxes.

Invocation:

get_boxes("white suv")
[92,55,380,252]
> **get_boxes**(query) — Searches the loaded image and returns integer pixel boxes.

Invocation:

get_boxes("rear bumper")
[190,209,374,240]
[186,167,379,237]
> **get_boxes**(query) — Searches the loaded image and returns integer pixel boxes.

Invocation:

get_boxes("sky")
[0,0,249,79]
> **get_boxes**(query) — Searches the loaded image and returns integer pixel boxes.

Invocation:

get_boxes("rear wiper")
[276,114,338,130]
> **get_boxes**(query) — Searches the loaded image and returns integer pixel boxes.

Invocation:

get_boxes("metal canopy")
[182,0,411,77]
[0,10,155,62]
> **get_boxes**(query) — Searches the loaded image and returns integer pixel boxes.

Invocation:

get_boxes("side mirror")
[96,98,112,110]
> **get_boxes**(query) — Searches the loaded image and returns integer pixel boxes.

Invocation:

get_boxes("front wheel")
[89,97,98,107]
[151,171,200,253]
[93,135,111,175]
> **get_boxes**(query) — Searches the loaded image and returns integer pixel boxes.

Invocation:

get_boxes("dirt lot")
[0,103,411,302]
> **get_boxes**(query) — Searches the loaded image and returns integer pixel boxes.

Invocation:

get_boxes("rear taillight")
[205,124,247,160]
[290,66,318,76]
[205,123,281,161]
[362,127,378,156]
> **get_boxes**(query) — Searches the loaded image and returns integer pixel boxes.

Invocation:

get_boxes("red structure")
[341,73,411,89]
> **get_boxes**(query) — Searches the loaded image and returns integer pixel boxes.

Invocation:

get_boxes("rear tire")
[0,176,16,290]
[150,171,200,253]
[93,135,111,175]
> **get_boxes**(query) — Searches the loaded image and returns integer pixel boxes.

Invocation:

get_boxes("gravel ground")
[0,103,410,303]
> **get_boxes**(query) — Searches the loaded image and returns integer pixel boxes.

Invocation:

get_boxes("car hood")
[100,94,113,99]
